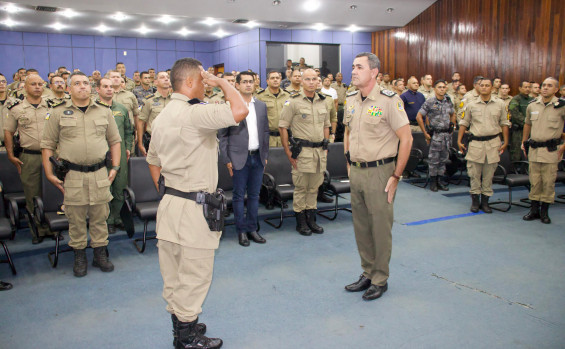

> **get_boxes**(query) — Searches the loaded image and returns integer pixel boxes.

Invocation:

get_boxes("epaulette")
[380,89,396,97]
[188,98,202,105]
[290,92,301,98]
[554,98,565,108]
[256,89,265,95]
[48,99,66,109]
[6,98,21,110]
[317,92,326,100]
[346,90,359,97]
[95,99,111,108]
[528,98,537,104]
[445,94,452,102]
[144,94,155,100]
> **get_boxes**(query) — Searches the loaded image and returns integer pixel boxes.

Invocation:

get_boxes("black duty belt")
[294,138,323,148]
[164,187,201,202]
[348,156,395,168]
[431,128,450,133]
[22,149,41,155]
[269,131,280,136]
[248,149,259,155]
[409,120,419,126]
[63,160,107,173]
[468,134,499,142]
[529,138,562,150]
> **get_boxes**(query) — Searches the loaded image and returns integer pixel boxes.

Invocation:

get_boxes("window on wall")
[266,42,340,78]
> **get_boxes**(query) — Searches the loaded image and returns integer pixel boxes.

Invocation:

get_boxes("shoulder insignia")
[291,93,301,98]
[256,89,265,95]
[528,98,537,104]
[445,95,452,102]
[188,98,202,105]
[346,90,359,97]
[49,100,66,109]
[380,89,396,97]
[554,98,565,108]
[6,98,21,110]
[317,92,326,100]
[95,100,111,108]
[144,94,155,100]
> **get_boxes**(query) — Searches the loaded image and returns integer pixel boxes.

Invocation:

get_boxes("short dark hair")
[473,76,484,84]
[95,77,112,88]
[17,68,26,72]
[519,81,529,88]
[493,76,501,80]
[148,68,155,72]
[223,72,234,77]
[236,71,255,84]
[267,70,281,79]
[68,71,88,86]
[456,84,465,92]
[26,68,38,74]
[116,62,124,67]
[479,77,493,84]
[50,74,65,85]
[140,71,150,79]
[500,83,510,88]
[433,79,447,87]
[170,57,202,91]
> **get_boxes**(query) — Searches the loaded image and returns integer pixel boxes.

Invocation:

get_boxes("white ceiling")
[0,0,436,40]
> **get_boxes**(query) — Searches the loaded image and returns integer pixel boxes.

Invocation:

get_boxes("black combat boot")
[305,209,324,234]
[317,187,334,203]
[295,211,312,236]
[173,314,206,347]
[480,194,492,213]
[523,200,540,221]
[437,176,449,191]
[540,202,551,224]
[430,176,438,192]
[73,248,87,277]
[176,318,222,349]
[92,246,114,272]
[470,194,480,213]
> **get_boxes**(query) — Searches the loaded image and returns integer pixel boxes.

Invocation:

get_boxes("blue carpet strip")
[404,212,484,226]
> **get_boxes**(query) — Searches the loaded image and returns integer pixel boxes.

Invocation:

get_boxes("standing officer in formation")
[95,77,133,234]
[0,73,8,149]
[331,72,348,142]
[116,62,136,91]
[457,78,510,214]
[108,70,139,153]
[49,75,70,103]
[286,69,303,94]
[508,81,533,161]
[3,74,57,243]
[256,71,290,147]
[521,77,565,224]
[343,53,412,301]
[416,80,456,192]
[41,72,122,277]
[203,84,224,104]
[146,58,248,349]
[137,71,172,156]
[279,68,330,236]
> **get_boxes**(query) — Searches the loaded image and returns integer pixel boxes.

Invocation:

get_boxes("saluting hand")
[201,70,221,87]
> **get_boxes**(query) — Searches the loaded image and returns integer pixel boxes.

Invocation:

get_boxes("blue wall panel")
[118,50,137,72]
[157,39,175,51]
[115,37,136,49]
[248,42,260,74]
[219,49,229,67]
[95,36,116,49]
[157,51,176,71]
[353,32,372,45]
[137,50,157,71]
[228,47,238,72]
[95,48,117,75]
[0,30,23,45]
[23,46,49,76]
[194,52,213,69]
[332,31,353,44]
[228,35,237,48]
[73,48,95,75]
[353,44,372,55]
[138,38,157,50]
[340,44,354,84]
[23,32,48,46]
[220,38,229,50]
[175,51,195,61]
[259,29,270,41]
[194,41,213,53]
[270,29,291,42]
[292,30,313,43]
[0,45,24,78]
[48,33,72,47]
[312,30,333,43]
[48,47,73,73]
[71,35,94,48]
[259,41,267,88]
[176,40,194,52]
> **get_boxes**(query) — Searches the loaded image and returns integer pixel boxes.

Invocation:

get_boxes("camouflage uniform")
[508,94,533,161]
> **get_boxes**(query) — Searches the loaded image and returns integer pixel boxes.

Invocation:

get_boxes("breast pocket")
[547,114,560,129]
[60,118,77,138]
[298,108,314,123]
[18,116,31,129]
[316,108,328,124]
[94,119,109,136]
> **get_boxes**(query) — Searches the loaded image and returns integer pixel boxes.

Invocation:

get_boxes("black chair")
[408,132,431,188]
[262,147,295,228]
[33,171,68,267]
[490,151,531,212]
[123,157,160,253]
[217,160,234,222]
[0,151,31,232]
[0,184,17,275]
[317,142,352,220]
[551,158,565,204]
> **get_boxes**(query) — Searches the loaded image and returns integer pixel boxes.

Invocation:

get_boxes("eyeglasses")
[0,80,7,84]
[52,81,65,85]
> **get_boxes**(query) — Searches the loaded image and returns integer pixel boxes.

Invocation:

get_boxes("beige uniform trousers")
[410,125,423,133]
[19,152,51,237]
[65,203,109,249]
[528,162,558,203]
[292,171,323,212]
[269,135,282,147]
[467,160,498,196]
[350,162,395,287]
[158,240,215,323]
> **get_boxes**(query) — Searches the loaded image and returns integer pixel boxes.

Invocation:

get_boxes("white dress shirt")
[246,98,259,150]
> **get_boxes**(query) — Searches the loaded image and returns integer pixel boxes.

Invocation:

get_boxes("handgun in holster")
[142,132,151,152]
[289,137,302,159]
[523,139,530,156]
[196,189,227,232]
[49,156,69,181]
[13,134,23,158]
[157,175,165,199]
[321,138,329,151]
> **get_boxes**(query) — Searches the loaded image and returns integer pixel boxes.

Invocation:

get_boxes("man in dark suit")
[219,71,270,246]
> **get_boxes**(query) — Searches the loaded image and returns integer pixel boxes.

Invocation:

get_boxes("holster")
[289,137,302,159]
[523,140,530,156]
[13,134,22,158]
[49,156,69,181]
[201,189,227,232]
[142,132,151,152]
[321,138,329,151]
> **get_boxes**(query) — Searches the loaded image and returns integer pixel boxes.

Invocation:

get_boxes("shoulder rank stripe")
[380,89,396,97]
[95,100,111,108]
[6,98,22,110]
[554,98,565,108]
[144,94,155,100]
[256,89,265,95]
[346,90,359,97]
[317,92,326,100]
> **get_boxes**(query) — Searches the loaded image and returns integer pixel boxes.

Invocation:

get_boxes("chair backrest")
[498,149,514,173]
[326,142,348,179]
[0,151,24,194]
[264,147,293,185]
[412,132,430,158]
[217,160,233,192]
[128,157,160,203]
[40,169,65,213]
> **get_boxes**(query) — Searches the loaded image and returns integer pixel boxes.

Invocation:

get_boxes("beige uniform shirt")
[113,89,139,126]
[147,93,236,249]
[286,86,302,95]
[256,88,290,131]
[525,96,565,163]
[459,97,510,164]
[498,95,513,110]
[418,86,434,100]
[138,91,172,134]
[41,99,121,205]
[345,84,409,162]
[279,92,331,173]
[0,99,7,144]
[203,91,225,104]
[4,98,50,151]
[380,82,393,91]
[124,77,136,92]
[331,82,348,105]
[322,93,338,124]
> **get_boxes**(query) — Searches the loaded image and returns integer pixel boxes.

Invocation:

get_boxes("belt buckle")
[355,162,361,168]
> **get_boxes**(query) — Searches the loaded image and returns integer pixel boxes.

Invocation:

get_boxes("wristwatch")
[391,173,403,181]
[111,165,121,172]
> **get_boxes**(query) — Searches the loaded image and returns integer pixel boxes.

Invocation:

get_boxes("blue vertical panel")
[176,51,195,61]
[157,51,176,71]
[219,49,229,67]
[95,48,117,75]
[212,39,220,52]
[212,52,220,66]
[332,31,353,44]
[259,41,267,88]
[236,32,245,46]
[157,39,175,51]
[118,49,138,73]
[0,45,24,79]
[291,30,313,43]
[137,50,157,72]
[0,30,23,45]
[194,41,213,53]
[195,52,213,69]
[23,46,49,76]
[259,28,270,41]
[247,29,259,42]
[176,40,195,52]
[340,44,353,84]
[270,29,291,42]
[312,30,333,44]
[248,42,260,74]
[353,32,372,45]
[353,44,372,55]
[48,47,73,73]
[229,47,238,72]
[71,35,94,48]
[48,33,72,47]
[94,36,116,49]
[236,44,247,72]
[116,37,137,49]
[137,38,157,50]
[23,32,48,46]
[72,47,95,74]
[220,37,229,50]
[228,35,237,48]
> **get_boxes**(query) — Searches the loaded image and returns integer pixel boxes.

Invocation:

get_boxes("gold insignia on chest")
[367,106,383,117]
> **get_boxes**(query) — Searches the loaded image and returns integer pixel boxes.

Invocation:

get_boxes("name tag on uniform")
[153,102,161,106]
[531,111,539,114]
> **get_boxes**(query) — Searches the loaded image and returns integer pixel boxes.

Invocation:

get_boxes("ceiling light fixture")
[158,15,176,24]
[386,7,394,13]
[177,27,191,36]
[1,18,17,27]
[49,22,67,31]
[4,4,20,14]
[137,25,151,35]
[112,12,128,21]
[213,29,228,37]
[349,5,357,10]
[59,8,78,18]
[245,21,259,28]
[303,0,321,12]
[272,0,281,5]
[346,24,360,32]
[95,24,110,33]
[312,23,326,31]
[202,17,219,26]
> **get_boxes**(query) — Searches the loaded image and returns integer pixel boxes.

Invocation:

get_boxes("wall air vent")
[35,6,58,12]
[232,19,249,24]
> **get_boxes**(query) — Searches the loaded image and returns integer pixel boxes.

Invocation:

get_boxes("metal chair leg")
[1,241,16,275]
[134,220,156,253]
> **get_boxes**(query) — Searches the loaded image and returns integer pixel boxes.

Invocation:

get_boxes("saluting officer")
[3,74,57,243]
[41,72,122,278]
[146,58,248,349]
[343,53,412,301]
[521,77,565,224]
[457,78,510,214]
[416,80,456,192]
[279,68,330,236]
[256,71,290,147]
[508,81,533,161]
[137,71,172,156]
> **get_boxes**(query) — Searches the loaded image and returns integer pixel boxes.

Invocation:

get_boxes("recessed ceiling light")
[213,29,228,37]
[59,9,78,18]
[386,7,394,13]
[95,24,110,33]
[350,5,357,10]
[303,0,321,12]
[49,22,67,31]
[245,21,259,28]
[272,0,281,5]
[312,23,326,31]
[137,25,151,35]
[1,18,17,27]
[202,17,219,26]
[112,12,128,21]
[346,24,360,32]
[177,27,191,36]
[158,15,176,24]
[4,4,20,14]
